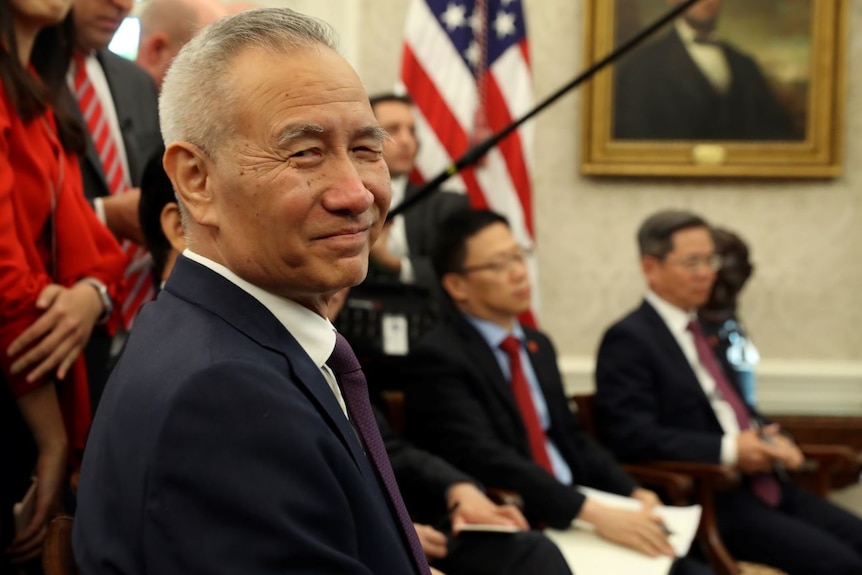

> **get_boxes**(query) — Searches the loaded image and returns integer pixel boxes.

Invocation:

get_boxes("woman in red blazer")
[0,0,125,567]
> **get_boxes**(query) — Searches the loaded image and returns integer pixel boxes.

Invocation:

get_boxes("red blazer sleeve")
[0,85,126,397]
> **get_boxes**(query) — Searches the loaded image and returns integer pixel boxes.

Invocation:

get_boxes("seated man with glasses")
[404,208,713,575]
[594,209,862,574]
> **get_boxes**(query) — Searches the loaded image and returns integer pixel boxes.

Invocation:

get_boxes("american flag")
[399,0,538,320]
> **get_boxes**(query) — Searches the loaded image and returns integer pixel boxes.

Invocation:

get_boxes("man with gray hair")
[74,9,429,575]
[594,209,862,573]
[135,0,227,91]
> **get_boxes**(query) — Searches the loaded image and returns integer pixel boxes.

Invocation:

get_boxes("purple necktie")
[688,320,781,507]
[327,333,430,574]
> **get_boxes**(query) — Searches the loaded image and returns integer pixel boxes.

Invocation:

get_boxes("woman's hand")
[8,282,103,383]
[6,384,69,564]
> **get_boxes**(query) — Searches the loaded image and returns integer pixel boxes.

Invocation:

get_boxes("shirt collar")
[463,312,525,350]
[645,289,697,338]
[183,249,336,367]
[390,176,409,208]
[675,18,717,46]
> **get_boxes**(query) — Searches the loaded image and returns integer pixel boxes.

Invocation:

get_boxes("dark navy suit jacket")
[405,313,636,530]
[73,256,417,574]
[594,300,761,465]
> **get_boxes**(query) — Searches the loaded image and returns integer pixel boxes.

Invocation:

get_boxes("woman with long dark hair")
[0,0,125,567]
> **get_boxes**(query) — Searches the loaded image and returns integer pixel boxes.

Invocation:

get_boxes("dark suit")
[73,256,418,575]
[73,50,161,410]
[398,185,469,290]
[76,50,161,201]
[376,406,572,575]
[595,300,862,574]
[404,312,636,530]
[613,27,800,141]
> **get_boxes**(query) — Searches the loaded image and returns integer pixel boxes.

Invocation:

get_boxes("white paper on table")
[543,485,702,575]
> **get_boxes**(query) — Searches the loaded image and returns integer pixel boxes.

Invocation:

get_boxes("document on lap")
[544,486,702,575]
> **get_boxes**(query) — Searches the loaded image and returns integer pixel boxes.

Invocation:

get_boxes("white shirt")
[676,19,731,95]
[68,53,133,223]
[645,290,742,465]
[183,250,349,418]
[387,176,415,283]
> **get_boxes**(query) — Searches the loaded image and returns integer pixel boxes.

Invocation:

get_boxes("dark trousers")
[436,530,572,575]
[717,482,862,575]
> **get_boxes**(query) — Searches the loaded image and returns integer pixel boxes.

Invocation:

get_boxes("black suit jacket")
[613,28,799,141]
[76,50,161,200]
[375,405,473,525]
[74,256,418,575]
[594,300,762,465]
[405,313,636,529]
[400,185,469,290]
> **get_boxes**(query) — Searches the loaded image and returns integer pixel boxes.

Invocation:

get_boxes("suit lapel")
[639,301,724,426]
[98,51,142,185]
[662,29,723,107]
[402,185,424,258]
[165,256,370,471]
[452,316,523,424]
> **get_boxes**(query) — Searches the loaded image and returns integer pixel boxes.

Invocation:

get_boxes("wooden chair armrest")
[795,444,862,496]
[646,461,741,489]
[486,487,525,510]
[622,464,693,506]
[799,444,861,470]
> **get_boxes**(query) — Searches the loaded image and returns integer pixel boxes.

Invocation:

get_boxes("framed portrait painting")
[580,0,848,178]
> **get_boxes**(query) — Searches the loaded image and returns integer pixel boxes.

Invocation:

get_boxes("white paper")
[543,486,702,575]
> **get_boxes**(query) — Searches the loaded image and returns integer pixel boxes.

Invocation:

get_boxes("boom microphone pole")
[387,0,704,220]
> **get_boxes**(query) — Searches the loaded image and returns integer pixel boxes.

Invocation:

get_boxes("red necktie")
[72,53,153,328]
[499,335,555,474]
[327,334,431,575]
[688,320,781,506]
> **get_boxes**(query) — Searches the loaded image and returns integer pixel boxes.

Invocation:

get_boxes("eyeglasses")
[459,247,533,275]
[664,253,724,272]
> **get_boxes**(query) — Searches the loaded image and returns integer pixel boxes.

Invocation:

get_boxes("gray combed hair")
[159,7,339,156]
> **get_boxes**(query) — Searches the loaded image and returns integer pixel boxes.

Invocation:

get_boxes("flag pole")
[388,0,704,220]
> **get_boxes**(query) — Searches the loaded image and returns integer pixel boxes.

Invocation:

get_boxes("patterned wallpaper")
[357,0,861,362]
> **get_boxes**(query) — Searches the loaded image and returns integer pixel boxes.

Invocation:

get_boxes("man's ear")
[136,31,170,68]
[160,201,186,253]
[641,254,661,284]
[163,142,217,228]
[441,272,468,304]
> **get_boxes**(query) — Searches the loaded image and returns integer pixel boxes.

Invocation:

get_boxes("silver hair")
[159,7,339,156]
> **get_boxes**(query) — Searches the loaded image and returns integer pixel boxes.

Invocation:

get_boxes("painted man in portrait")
[613,0,802,141]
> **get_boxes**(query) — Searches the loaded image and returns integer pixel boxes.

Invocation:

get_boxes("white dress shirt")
[387,176,415,283]
[183,250,349,418]
[676,19,731,95]
[645,290,743,465]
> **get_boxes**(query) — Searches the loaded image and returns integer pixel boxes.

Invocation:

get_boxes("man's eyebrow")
[275,124,389,146]
[356,125,390,143]
[275,123,325,146]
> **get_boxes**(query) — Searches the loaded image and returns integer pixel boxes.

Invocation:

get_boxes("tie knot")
[499,335,522,357]
[327,332,361,376]
[687,319,704,338]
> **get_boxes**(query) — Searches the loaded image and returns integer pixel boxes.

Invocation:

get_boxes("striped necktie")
[72,53,153,328]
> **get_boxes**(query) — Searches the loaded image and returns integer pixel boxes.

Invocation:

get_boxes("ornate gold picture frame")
[580,0,848,178]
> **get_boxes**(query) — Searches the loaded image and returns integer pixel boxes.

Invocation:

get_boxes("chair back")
[570,393,599,437]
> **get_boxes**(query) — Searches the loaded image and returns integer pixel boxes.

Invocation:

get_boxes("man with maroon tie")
[406,208,713,575]
[595,209,862,574]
